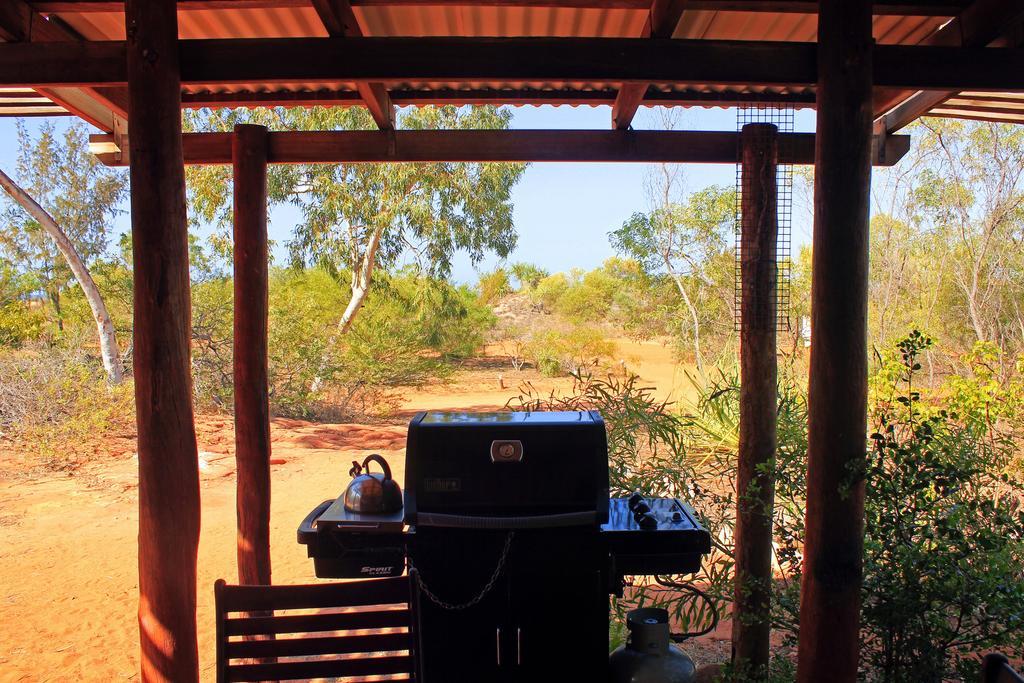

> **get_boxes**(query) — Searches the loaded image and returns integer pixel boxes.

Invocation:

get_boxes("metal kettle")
[343,454,403,514]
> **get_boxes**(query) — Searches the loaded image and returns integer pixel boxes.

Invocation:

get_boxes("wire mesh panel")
[734,106,794,332]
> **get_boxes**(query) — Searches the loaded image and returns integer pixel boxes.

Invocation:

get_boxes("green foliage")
[0,342,134,469]
[860,332,1024,682]
[190,267,494,419]
[477,268,512,304]
[184,105,526,330]
[609,185,737,361]
[533,272,569,311]
[871,120,1024,364]
[528,258,677,340]
[523,327,617,377]
[509,262,549,291]
[516,330,1024,681]
[0,301,45,348]
[0,261,45,347]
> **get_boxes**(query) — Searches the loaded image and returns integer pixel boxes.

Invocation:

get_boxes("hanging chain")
[410,531,515,611]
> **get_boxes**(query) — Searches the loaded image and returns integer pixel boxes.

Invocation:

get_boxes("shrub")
[858,331,1024,681]
[533,272,569,311]
[477,268,512,304]
[0,342,134,469]
[0,301,45,348]
[509,331,1024,682]
[523,327,617,377]
[190,267,494,420]
[509,262,548,291]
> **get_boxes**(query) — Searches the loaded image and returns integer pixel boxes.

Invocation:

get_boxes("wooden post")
[733,122,779,681]
[232,124,272,586]
[125,0,201,681]
[797,0,873,681]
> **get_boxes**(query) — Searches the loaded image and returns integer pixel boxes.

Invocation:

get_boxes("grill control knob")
[671,510,683,523]
[636,512,658,530]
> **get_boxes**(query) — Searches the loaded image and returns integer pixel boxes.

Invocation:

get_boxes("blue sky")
[0,105,818,285]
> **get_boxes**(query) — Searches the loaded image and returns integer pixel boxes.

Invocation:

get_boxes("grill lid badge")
[490,439,524,463]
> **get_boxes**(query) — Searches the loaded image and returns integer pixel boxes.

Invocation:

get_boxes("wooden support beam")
[27,0,970,16]
[89,129,911,166]
[126,0,201,681]
[311,0,395,130]
[733,122,778,682]
[232,123,272,588]
[875,0,1024,132]
[3,38,1023,92]
[612,0,688,129]
[797,0,872,681]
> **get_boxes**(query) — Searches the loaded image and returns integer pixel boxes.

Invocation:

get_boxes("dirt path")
[0,339,707,681]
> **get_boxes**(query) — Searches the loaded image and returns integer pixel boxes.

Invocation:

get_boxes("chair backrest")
[214,575,418,683]
[983,654,1024,683]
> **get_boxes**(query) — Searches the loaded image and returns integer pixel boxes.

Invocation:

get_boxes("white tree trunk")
[0,167,124,384]
[668,269,704,374]
[337,225,384,334]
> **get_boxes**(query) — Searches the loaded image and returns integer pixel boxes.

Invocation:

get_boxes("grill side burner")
[297,410,711,681]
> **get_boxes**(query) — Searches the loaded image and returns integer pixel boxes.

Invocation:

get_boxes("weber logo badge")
[490,440,524,463]
[424,477,461,493]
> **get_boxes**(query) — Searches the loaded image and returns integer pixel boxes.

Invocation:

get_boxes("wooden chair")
[214,575,419,682]
[983,654,1024,683]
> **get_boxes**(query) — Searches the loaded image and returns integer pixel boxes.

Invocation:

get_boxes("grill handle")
[296,499,334,543]
[415,511,596,529]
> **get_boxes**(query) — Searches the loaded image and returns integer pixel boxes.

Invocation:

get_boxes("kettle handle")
[361,453,393,481]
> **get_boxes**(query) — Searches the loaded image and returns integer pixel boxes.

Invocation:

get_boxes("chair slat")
[225,654,415,682]
[224,608,411,636]
[226,632,411,659]
[218,577,409,612]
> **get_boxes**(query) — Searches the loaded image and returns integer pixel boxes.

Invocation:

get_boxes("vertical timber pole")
[733,123,779,681]
[126,0,201,680]
[797,0,873,681]
[232,124,272,586]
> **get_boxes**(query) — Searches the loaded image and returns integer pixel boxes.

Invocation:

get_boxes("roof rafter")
[311,0,395,130]
[611,0,687,129]
[875,0,1024,133]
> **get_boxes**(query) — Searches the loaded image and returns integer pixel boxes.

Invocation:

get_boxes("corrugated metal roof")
[0,87,69,117]
[928,92,1024,125]
[9,2,1021,127]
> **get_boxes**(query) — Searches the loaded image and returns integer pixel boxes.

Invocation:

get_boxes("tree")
[185,105,526,333]
[871,119,1024,371]
[0,122,127,383]
[610,181,736,372]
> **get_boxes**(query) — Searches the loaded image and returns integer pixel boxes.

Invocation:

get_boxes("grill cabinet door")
[411,529,513,682]
[509,569,608,680]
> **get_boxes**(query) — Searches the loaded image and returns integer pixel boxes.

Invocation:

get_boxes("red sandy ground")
[0,338,723,681]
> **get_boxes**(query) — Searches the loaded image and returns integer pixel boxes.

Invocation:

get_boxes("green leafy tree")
[185,105,526,332]
[871,120,1024,369]
[610,184,736,371]
[0,121,127,382]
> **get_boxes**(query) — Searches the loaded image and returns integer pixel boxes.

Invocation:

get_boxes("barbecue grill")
[298,410,711,680]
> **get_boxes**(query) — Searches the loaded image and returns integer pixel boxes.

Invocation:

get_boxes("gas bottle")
[609,608,697,683]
